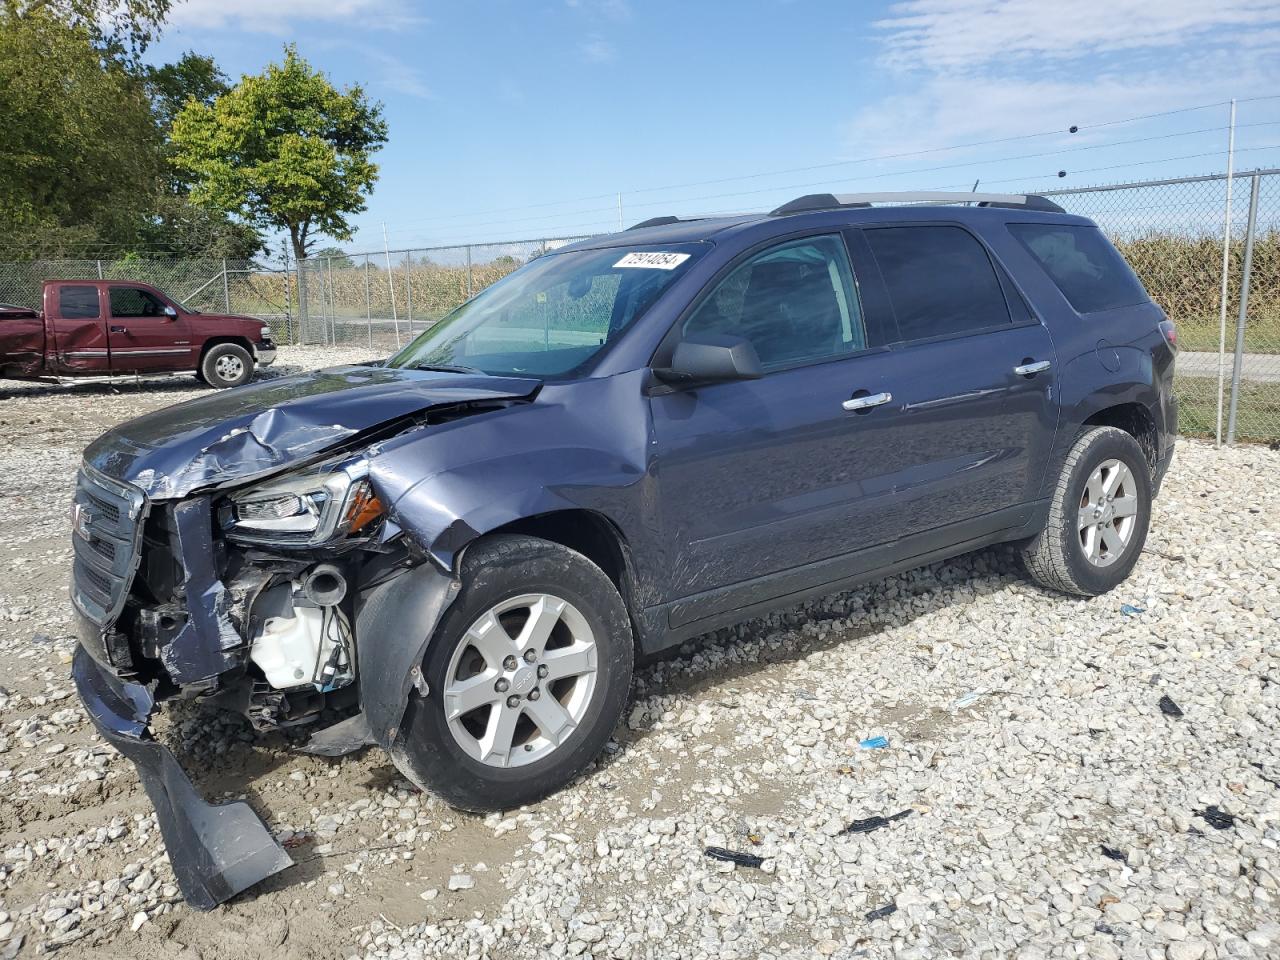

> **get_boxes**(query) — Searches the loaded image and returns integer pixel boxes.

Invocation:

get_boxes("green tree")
[146,52,228,133]
[311,246,357,269]
[0,12,162,258]
[3,0,170,59]
[171,44,388,267]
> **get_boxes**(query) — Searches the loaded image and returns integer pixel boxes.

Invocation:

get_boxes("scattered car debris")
[1120,603,1146,616]
[840,809,914,835]
[1100,845,1127,863]
[1250,761,1280,788]
[1158,695,1184,718]
[704,846,766,869]
[859,736,890,749]
[952,689,989,709]
[1197,806,1236,830]
[865,902,897,921]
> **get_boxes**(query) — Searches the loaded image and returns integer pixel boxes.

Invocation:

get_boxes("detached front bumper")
[72,643,293,910]
[253,339,277,367]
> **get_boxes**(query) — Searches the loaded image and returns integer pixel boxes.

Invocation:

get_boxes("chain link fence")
[292,237,591,355]
[1042,169,1280,444]
[1,170,1277,443]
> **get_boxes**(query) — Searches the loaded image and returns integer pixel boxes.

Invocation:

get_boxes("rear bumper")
[72,643,293,910]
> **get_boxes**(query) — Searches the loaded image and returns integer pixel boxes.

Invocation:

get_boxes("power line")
[365,96,1280,234]
[396,149,1280,247]
[379,125,1280,245]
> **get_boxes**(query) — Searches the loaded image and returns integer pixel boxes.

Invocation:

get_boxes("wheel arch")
[1082,401,1158,475]
[197,336,254,366]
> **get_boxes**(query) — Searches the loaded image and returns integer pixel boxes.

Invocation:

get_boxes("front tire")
[1021,426,1152,596]
[401,535,633,812]
[200,343,253,389]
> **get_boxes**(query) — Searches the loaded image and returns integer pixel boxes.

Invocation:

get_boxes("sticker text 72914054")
[613,251,691,270]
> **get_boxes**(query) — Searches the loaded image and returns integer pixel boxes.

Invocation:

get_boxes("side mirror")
[163,305,178,319]
[654,334,764,385]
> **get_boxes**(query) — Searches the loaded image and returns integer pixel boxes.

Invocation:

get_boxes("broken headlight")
[223,458,384,548]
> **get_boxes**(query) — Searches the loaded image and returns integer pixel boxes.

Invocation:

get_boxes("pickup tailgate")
[0,305,45,376]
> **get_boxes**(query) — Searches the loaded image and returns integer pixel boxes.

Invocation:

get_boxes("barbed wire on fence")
[1,171,1277,443]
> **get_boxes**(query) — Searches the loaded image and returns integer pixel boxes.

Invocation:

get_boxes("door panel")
[867,325,1058,540]
[49,285,109,373]
[106,286,191,372]
[651,355,899,600]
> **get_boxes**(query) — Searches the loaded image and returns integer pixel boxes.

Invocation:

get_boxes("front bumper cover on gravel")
[72,644,293,910]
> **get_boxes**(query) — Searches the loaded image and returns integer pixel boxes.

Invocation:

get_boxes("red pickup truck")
[0,279,276,388]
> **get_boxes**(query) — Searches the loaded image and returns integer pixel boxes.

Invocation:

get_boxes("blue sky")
[150,0,1280,257]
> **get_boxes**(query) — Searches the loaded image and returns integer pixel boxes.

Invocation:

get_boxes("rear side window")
[1008,223,1149,314]
[58,286,99,319]
[864,226,1010,341]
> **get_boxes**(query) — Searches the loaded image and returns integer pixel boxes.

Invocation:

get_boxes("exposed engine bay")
[70,371,543,910]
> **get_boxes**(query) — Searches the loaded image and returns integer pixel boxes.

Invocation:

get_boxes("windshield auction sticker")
[614,251,691,270]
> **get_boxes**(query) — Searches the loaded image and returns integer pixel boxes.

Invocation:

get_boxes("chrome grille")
[70,465,148,627]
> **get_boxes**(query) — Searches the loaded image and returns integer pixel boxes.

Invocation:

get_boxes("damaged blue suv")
[70,192,1177,908]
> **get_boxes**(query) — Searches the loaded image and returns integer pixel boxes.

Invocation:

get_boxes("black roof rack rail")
[770,191,1065,215]
[627,216,684,230]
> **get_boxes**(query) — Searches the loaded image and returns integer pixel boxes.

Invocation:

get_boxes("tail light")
[1158,319,1177,350]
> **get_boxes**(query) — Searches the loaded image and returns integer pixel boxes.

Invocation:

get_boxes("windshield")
[386,243,706,377]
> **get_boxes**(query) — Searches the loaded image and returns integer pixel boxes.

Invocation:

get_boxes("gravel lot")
[0,349,1277,960]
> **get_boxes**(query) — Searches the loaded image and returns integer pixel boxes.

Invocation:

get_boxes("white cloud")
[168,0,419,33]
[579,36,616,63]
[845,0,1280,169]
[874,0,1280,70]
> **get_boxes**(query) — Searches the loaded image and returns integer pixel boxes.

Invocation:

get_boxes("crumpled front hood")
[84,365,541,499]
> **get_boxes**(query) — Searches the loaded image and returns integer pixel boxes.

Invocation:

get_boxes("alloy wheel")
[442,593,598,768]
[1077,458,1139,567]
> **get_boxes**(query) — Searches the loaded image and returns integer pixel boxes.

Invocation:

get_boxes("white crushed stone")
[0,350,1275,958]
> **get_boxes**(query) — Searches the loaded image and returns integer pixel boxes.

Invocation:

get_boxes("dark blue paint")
[83,203,1177,657]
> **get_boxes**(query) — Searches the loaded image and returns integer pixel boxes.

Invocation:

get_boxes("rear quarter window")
[1008,223,1149,314]
[58,286,100,319]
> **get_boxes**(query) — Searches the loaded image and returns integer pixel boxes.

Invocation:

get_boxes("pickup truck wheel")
[200,343,253,389]
[400,535,633,812]
[1020,426,1152,596]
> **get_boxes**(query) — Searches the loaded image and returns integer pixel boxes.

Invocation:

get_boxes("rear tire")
[1021,426,1152,596]
[200,343,253,389]
[400,535,633,812]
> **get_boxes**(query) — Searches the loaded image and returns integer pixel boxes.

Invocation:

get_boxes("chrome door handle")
[1013,360,1051,376]
[842,391,892,412]
[109,325,128,334]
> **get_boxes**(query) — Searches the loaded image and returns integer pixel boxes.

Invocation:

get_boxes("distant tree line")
[0,1,387,264]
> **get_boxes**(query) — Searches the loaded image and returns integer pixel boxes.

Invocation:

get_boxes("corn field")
[2,169,1279,442]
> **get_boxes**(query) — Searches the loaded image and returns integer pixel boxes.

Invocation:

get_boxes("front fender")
[354,563,460,749]
[364,371,652,571]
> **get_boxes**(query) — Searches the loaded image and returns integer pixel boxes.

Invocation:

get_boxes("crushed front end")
[68,453,451,909]
[66,365,542,909]
[70,463,305,909]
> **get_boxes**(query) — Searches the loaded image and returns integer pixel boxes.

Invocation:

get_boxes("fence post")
[296,256,309,343]
[222,258,231,312]
[364,254,373,350]
[466,245,473,298]
[404,253,414,335]
[1227,171,1261,445]
[96,260,103,279]
[325,256,336,346]
[281,243,293,345]
[1214,99,1238,448]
